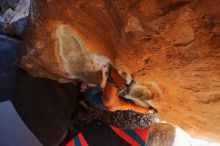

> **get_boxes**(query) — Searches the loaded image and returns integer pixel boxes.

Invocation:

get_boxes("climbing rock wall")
[148,123,175,146]
[19,0,220,143]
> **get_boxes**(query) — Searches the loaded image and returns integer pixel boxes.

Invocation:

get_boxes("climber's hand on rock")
[100,63,109,89]
[102,63,109,74]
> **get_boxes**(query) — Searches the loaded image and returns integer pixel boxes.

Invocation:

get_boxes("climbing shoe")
[123,79,136,95]
[148,108,158,115]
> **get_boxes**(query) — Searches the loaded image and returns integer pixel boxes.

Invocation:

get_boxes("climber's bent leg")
[102,83,149,114]
[108,66,126,90]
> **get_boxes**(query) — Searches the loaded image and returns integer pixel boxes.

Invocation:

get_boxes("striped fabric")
[66,124,149,146]
[110,126,148,146]
[66,133,88,146]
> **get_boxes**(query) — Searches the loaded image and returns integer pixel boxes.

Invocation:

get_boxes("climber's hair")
[75,81,85,100]
[76,81,84,91]
[77,81,89,93]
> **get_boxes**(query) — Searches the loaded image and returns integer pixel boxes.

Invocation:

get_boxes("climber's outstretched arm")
[100,63,109,89]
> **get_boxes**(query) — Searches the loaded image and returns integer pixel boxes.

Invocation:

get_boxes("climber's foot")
[123,79,136,95]
[148,108,158,115]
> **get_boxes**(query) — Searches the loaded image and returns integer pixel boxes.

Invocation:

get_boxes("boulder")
[19,0,220,143]
[0,0,30,38]
[148,123,175,146]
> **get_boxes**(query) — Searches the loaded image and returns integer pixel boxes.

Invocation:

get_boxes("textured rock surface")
[0,0,30,37]
[148,123,175,146]
[19,0,220,143]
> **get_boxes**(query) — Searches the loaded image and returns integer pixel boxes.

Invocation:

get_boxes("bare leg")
[102,83,150,114]
[108,66,127,90]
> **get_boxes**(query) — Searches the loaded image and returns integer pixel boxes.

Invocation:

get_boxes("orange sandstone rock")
[19,0,220,143]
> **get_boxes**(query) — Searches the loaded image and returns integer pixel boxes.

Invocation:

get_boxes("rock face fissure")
[56,25,100,84]
[18,0,220,143]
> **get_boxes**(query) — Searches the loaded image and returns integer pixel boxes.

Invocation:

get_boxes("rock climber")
[79,63,155,114]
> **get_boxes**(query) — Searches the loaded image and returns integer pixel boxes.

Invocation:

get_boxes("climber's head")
[79,82,89,92]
